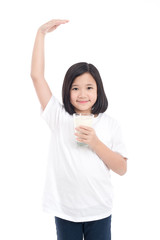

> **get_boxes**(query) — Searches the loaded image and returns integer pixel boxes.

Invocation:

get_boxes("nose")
[78,89,86,98]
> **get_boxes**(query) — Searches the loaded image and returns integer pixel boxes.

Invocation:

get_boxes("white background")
[0,0,160,239]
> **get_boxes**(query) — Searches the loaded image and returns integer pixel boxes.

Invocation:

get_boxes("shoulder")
[41,95,70,129]
[42,95,67,113]
[99,112,119,126]
[98,113,122,137]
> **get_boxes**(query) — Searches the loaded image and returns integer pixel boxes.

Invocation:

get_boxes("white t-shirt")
[40,95,127,222]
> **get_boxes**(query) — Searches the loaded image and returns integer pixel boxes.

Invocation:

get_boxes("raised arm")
[30,19,69,110]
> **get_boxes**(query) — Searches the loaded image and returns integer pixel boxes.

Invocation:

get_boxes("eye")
[72,87,78,90]
[87,87,93,90]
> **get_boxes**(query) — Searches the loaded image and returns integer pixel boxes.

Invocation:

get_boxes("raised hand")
[39,19,69,35]
[31,19,69,110]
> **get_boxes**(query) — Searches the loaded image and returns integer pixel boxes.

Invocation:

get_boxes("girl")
[31,19,128,240]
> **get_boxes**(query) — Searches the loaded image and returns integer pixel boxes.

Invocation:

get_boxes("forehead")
[72,73,96,86]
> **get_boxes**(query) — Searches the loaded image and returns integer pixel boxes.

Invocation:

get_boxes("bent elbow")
[119,168,127,176]
[118,159,127,176]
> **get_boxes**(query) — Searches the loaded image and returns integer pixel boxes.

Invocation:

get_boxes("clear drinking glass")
[73,113,94,146]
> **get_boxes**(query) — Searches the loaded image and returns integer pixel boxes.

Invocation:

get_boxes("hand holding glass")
[73,113,94,146]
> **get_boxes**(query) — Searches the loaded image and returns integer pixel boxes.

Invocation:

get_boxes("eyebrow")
[71,84,94,87]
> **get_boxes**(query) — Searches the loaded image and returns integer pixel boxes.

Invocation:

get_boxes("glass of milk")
[73,113,94,146]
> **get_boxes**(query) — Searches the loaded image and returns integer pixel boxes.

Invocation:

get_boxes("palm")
[39,19,69,35]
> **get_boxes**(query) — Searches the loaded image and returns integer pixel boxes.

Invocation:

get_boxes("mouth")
[77,100,89,104]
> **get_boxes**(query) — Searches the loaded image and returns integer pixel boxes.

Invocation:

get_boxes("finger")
[75,129,89,135]
[76,138,84,143]
[75,132,85,137]
[45,20,68,33]
[47,27,57,33]
[47,24,60,31]
[76,135,88,141]
[47,20,69,31]
[48,19,69,25]
[76,126,92,132]
[55,19,69,24]
[75,132,88,140]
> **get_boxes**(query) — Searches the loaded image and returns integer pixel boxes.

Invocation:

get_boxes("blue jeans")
[55,215,111,240]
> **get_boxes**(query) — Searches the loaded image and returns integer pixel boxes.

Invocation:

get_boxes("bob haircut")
[62,62,108,115]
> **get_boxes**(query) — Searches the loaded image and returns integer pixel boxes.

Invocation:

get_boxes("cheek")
[90,92,97,102]
[70,92,76,104]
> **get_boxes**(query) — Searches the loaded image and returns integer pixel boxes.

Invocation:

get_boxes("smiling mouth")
[77,101,89,103]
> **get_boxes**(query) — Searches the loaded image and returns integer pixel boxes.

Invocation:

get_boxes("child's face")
[70,73,97,115]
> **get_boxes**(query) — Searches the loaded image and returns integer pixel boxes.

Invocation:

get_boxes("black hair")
[62,62,108,115]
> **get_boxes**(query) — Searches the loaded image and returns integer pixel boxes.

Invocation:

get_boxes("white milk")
[73,113,94,146]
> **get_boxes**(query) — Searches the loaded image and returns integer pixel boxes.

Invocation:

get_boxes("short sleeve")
[111,122,128,159]
[40,95,64,130]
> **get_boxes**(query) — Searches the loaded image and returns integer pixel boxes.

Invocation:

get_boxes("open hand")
[39,19,69,35]
[75,126,99,149]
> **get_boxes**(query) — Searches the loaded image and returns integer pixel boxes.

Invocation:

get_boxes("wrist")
[37,28,46,37]
[91,137,101,152]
